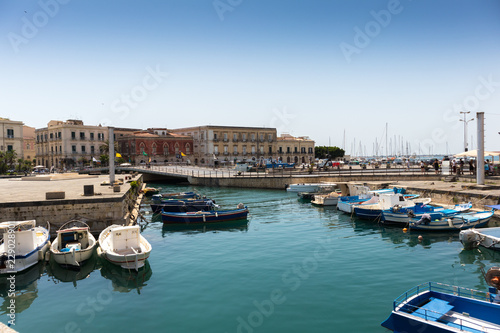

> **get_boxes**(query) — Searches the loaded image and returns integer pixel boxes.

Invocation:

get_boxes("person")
[468,159,475,175]
[452,159,457,174]
[420,161,425,173]
[433,159,439,174]
[459,159,465,175]
[485,159,490,176]
[406,159,410,171]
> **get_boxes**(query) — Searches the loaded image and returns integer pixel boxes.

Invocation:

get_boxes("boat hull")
[161,208,249,224]
[409,211,493,231]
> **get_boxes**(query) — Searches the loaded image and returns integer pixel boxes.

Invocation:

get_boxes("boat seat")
[412,298,454,322]
[114,247,142,255]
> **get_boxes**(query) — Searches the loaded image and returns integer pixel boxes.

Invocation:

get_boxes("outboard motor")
[459,229,479,250]
[414,213,431,226]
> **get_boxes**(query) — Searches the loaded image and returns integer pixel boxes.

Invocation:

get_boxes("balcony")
[241,139,247,142]
[233,152,238,155]
[232,139,238,142]
[223,138,228,142]
[223,152,229,155]
[214,152,220,156]
[213,138,219,142]
[268,139,274,143]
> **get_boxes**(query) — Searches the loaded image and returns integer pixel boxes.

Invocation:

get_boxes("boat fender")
[448,219,453,228]
[407,210,415,218]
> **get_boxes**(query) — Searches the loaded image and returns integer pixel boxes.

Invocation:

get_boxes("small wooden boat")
[409,210,493,231]
[50,220,96,268]
[0,220,50,274]
[382,202,473,226]
[381,267,500,332]
[311,192,339,206]
[97,225,152,271]
[161,204,249,224]
[152,191,200,201]
[142,187,160,196]
[150,198,217,214]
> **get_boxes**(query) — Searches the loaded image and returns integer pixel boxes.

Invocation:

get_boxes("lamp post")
[459,111,474,152]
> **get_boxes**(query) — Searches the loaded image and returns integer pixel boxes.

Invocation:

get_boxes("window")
[174,143,179,155]
[185,144,190,154]
[242,146,247,154]
[268,146,272,154]
[152,143,157,154]
[80,132,85,140]
[268,134,273,141]
[214,146,219,154]
[26,143,30,150]
[242,133,247,141]
[49,133,53,139]
[251,134,255,141]
[81,146,86,153]
[139,143,146,155]
[251,146,256,154]
[294,147,298,153]
[6,129,13,139]
[224,146,228,153]
[72,145,77,153]
[91,146,95,154]
[7,145,12,151]
[90,133,94,140]
[213,133,218,140]
[233,146,238,154]
[58,132,61,138]
[233,133,237,141]
[287,147,291,153]
[163,144,169,155]
[279,147,283,153]
[260,146,264,154]
[71,132,76,139]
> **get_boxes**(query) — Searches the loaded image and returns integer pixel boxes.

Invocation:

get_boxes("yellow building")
[276,134,315,164]
[23,125,36,162]
[0,117,24,155]
[170,125,277,166]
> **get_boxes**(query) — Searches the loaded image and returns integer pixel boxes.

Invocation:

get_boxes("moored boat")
[353,193,428,221]
[382,202,473,226]
[460,226,500,251]
[150,198,217,214]
[409,210,493,231]
[381,267,500,332]
[97,225,152,271]
[0,220,50,274]
[50,220,97,268]
[152,191,200,201]
[311,192,339,206]
[161,204,249,224]
[142,187,160,196]
[286,183,336,193]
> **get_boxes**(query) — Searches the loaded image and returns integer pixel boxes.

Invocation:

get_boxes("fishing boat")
[0,220,50,274]
[50,220,97,267]
[409,210,493,231]
[460,226,500,251]
[152,191,200,201]
[381,202,473,226]
[381,267,500,332]
[353,193,428,221]
[337,188,395,214]
[161,204,249,224]
[97,225,152,271]
[142,187,160,196]
[311,192,339,206]
[286,183,336,193]
[150,198,218,214]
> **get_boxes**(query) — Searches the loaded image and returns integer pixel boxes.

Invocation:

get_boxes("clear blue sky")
[1,0,499,156]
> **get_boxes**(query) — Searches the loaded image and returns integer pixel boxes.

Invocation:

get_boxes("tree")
[99,140,119,155]
[314,146,345,159]
[100,154,109,166]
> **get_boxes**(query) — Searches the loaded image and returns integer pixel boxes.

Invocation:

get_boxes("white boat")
[50,220,97,267]
[337,188,394,214]
[0,220,50,274]
[97,224,152,271]
[460,226,500,250]
[311,192,339,206]
[286,182,336,193]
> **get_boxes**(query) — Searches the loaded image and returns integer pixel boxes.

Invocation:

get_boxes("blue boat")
[381,202,473,226]
[150,199,217,214]
[409,210,493,231]
[382,267,500,332]
[161,205,249,224]
[353,193,424,221]
[151,191,200,202]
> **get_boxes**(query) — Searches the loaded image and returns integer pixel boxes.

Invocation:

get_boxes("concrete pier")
[0,173,144,236]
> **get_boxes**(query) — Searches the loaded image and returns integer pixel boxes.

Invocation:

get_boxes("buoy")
[403,228,408,232]
[418,235,423,241]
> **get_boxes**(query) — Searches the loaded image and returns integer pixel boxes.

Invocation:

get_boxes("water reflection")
[0,262,44,315]
[161,219,249,236]
[46,252,98,288]
[99,260,152,294]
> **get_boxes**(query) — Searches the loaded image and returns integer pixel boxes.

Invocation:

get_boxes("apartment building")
[23,125,36,161]
[276,133,315,164]
[170,125,278,166]
[0,117,24,155]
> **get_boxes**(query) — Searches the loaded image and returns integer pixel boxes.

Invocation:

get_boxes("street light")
[459,111,474,152]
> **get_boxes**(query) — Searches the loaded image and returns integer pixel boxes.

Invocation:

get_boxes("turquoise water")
[2,184,500,332]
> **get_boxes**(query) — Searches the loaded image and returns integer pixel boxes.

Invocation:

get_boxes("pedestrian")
[433,159,439,174]
[459,159,465,175]
[420,160,425,173]
[468,159,475,175]
[452,159,457,174]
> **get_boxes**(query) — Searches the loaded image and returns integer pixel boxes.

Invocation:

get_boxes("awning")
[453,149,500,157]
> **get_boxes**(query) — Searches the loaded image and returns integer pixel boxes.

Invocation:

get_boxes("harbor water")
[2,184,500,332]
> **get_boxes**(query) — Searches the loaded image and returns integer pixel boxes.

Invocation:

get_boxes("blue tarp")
[486,205,500,210]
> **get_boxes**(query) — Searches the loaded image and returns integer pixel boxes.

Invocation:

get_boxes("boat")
[286,183,336,193]
[161,204,249,224]
[142,187,160,196]
[353,192,428,221]
[337,187,395,214]
[311,192,340,206]
[460,226,500,251]
[150,198,218,214]
[409,210,494,231]
[97,225,152,271]
[152,191,200,201]
[381,267,500,332]
[382,202,473,226]
[50,220,97,267]
[0,220,50,274]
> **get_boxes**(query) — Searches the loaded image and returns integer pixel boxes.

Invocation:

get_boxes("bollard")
[83,185,94,196]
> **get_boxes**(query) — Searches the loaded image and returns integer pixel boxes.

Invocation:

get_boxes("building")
[0,117,24,156]
[116,128,193,164]
[36,120,110,169]
[23,125,36,162]
[276,133,315,164]
[169,125,277,166]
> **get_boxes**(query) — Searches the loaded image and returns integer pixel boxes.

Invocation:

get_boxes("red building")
[116,128,193,164]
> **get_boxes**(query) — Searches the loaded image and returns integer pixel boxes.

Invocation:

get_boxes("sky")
[1,0,500,156]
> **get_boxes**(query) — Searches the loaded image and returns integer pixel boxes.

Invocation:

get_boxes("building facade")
[23,125,36,161]
[116,128,193,164]
[276,134,315,164]
[35,120,110,169]
[0,117,24,156]
[170,126,278,166]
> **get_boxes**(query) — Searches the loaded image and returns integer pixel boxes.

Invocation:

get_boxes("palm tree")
[99,140,119,155]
